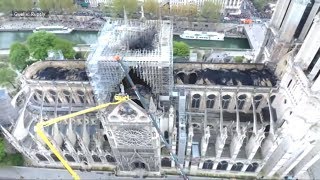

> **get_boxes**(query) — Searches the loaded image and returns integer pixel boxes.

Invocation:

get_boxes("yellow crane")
[35,94,129,180]
[35,55,189,180]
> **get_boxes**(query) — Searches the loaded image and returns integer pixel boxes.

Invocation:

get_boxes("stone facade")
[1,9,320,180]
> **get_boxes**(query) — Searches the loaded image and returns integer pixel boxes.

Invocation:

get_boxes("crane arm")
[35,94,129,180]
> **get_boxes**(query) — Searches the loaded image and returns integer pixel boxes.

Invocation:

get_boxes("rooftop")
[24,60,88,81]
[174,62,277,87]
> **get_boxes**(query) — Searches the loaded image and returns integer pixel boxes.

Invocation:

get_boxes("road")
[0,166,216,180]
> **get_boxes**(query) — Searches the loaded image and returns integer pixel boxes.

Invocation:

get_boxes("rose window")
[114,128,152,147]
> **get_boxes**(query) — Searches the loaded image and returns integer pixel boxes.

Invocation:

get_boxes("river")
[0,31,251,50]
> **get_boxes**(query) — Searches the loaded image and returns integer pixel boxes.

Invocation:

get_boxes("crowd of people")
[0,17,104,31]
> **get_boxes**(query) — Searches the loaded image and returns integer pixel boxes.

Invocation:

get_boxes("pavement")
[0,166,214,180]
[206,50,255,63]
[243,23,267,59]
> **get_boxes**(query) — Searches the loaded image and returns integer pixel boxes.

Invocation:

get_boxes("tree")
[9,42,30,71]
[173,41,190,57]
[234,56,245,63]
[53,38,76,59]
[200,1,222,21]
[39,0,54,11]
[0,0,33,12]
[27,31,56,60]
[0,138,5,161]
[27,32,76,60]
[144,0,160,16]
[0,138,24,166]
[112,0,138,17]
[0,68,17,88]
[253,0,268,11]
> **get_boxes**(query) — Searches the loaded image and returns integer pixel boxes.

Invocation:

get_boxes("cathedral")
[1,0,320,179]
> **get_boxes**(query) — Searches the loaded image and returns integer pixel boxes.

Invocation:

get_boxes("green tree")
[144,0,160,16]
[53,38,76,59]
[0,0,33,12]
[173,41,190,57]
[0,68,17,88]
[27,32,76,60]
[27,31,56,60]
[9,42,30,71]
[200,1,222,21]
[253,0,268,11]
[112,0,138,17]
[0,138,24,166]
[39,0,55,11]
[234,56,245,63]
[0,138,5,161]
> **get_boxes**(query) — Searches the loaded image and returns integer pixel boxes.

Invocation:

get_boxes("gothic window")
[79,155,87,162]
[132,160,146,170]
[192,124,200,129]
[92,155,101,163]
[191,94,201,108]
[106,155,116,163]
[222,95,231,109]
[36,154,48,161]
[245,163,259,172]
[237,94,247,110]
[217,161,228,170]
[164,131,169,143]
[65,154,75,162]
[161,157,171,167]
[114,127,152,147]
[202,160,214,169]
[250,95,263,110]
[49,90,56,102]
[270,95,276,105]
[206,94,216,108]
[287,79,292,88]
[231,162,244,171]
[79,96,85,103]
[51,154,59,162]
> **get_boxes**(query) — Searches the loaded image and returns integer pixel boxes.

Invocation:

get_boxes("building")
[1,2,320,179]
[169,0,242,15]
[256,0,320,64]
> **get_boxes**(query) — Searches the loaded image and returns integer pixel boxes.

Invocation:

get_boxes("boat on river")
[33,26,74,34]
[180,30,225,41]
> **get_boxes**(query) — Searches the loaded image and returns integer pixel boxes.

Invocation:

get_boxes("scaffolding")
[86,19,173,103]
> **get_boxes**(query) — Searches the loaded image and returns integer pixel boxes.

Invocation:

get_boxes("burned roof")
[33,67,88,81]
[24,60,88,81]
[174,62,277,87]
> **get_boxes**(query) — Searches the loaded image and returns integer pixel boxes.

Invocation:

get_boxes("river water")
[0,31,251,49]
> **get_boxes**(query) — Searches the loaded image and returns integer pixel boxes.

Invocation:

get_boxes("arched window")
[206,94,216,108]
[237,94,247,110]
[106,155,116,163]
[245,163,259,172]
[231,162,244,171]
[270,95,276,105]
[36,154,48,161]
[202,160,214,169]
[217,161,228,170]
[51,154,59,162]
[92,155,102,162]
[250,95,263,110]
[49,90,57,102]
[65,154,75,162]
[222,95,231,109]
[79,155,87,162]
[191,94,201,108]
[161,157,171,167]
[164,131,169,143]
[132,160,146,169]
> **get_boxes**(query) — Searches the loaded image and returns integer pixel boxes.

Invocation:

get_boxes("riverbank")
[0,16,245,36]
